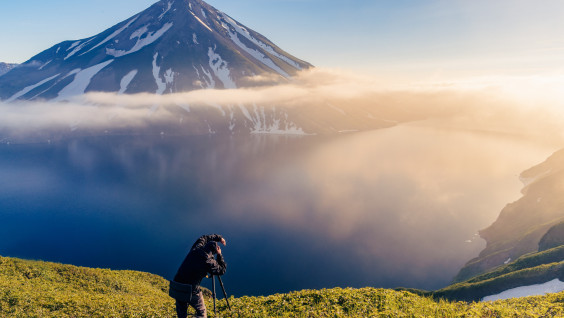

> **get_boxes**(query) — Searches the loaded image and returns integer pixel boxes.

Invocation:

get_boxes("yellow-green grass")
[2,255,564,317]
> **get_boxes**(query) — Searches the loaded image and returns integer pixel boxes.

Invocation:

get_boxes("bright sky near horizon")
[1,0,563,81]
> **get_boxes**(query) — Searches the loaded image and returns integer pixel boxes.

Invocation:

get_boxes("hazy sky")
[1,0,563,80]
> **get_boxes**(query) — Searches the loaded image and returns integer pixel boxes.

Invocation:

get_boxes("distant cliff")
[455,148,564,282]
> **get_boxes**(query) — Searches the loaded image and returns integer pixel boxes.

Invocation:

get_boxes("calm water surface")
[0,124,555,296]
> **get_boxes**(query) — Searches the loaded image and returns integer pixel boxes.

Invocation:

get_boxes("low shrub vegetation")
[434,246,564,302]
[2,255,564,317]
[465,245,564,285]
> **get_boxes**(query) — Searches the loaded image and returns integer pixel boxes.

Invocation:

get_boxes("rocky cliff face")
[455,148,564,282]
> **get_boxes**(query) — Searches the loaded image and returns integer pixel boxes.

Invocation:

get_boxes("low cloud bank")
[1,68,564,144]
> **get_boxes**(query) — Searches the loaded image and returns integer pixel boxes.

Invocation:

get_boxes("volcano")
[0,0,312,102]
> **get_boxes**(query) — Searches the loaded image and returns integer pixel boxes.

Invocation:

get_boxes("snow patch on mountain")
[65,37,97,60]
[482,279,564,301]
[106,22,173,58]
[220,12,302,70]
[159,1,173,20]
[208,47,236,88]
[164,69,174,86]
[152,53,167,95]
[38,60,53,70]
[82,16,139,56]
[53,60,114,101]
[223,23,289,78]
[67,41,82,52]
[236,103,306,135]
[6,74,60,102]
[131,25,149,40]
[119,70,138,94]
[63,69,81,80]
[190,11,213,32]
[237,103,253,122]
[200,65,215,88]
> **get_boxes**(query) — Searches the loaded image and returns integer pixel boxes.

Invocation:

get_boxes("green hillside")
[434,245,564,302]
[0,255,176,317]
[2,255,564,317]
[539,221,564,252]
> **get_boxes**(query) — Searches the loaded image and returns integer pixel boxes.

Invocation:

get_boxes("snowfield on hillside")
[482,279,564,301]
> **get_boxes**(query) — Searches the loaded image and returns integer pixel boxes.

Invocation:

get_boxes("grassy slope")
[434,246,564,302]
[2,255,564,317]
[0,255,176,317]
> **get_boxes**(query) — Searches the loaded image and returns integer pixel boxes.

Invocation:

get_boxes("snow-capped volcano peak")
[0,0,312,101]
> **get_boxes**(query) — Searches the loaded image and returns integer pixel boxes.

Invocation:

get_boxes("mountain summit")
[0,0,394,136]
[0,0,312,102]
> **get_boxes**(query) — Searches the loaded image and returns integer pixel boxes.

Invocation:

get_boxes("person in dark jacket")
[173,234,227,318]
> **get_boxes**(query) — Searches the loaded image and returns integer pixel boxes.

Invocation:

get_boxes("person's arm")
[191,234,225,251]
[207,253,227,276]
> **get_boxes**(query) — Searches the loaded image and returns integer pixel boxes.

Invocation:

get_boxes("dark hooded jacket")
[174,234,227,286]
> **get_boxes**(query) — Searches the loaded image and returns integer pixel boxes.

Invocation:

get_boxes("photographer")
[171,234,227,318]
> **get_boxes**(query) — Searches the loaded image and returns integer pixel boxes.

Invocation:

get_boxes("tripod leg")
[217,276,232,311]
[211,275,217,316]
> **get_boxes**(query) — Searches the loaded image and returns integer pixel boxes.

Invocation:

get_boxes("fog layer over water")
[0,122,556,295]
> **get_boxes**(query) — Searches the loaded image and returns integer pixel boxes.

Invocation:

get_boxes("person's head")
[205,241,219,255]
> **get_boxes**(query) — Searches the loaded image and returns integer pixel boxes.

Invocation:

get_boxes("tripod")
[211,274,232,316]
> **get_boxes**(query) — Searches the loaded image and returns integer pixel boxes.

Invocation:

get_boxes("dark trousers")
[176,291,207,318]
